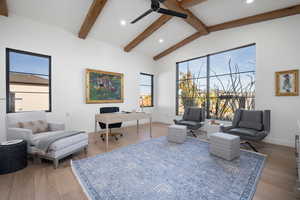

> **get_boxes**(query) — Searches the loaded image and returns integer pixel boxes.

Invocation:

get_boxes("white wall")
[155,15,300,147]
[0,15,157,142]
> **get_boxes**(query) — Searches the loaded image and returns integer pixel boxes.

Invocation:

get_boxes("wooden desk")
[95,112,152,151]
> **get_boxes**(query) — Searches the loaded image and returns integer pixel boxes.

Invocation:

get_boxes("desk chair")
[99,107,123,141]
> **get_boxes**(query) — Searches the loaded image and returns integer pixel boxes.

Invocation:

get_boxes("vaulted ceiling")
[3,0,300,60]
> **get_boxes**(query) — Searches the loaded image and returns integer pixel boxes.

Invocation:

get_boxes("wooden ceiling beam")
[180,0,207,8]
[78,0,108,39]
[124,15,172,52]
[153,4,300,61]
[163,0,208,33]
[0,0,8,17]
[208,4,300,32]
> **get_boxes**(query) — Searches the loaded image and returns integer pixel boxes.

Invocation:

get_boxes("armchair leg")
[191,133,197,138]
[54,159,59,169]
[189,130,197,138]
[84,146,88,154]
[34,154,42,164]
[243,141,258,152]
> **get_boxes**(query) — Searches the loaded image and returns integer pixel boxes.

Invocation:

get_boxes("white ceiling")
[7,0,300,57]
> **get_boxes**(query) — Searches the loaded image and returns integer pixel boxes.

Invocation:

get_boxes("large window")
[6,48,51,113]
[176,44,256,120]
[140,73,154,107]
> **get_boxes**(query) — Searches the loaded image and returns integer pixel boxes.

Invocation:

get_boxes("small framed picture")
[275,69,299,96]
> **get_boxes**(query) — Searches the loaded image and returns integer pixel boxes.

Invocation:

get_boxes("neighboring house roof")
[10,72,49,86]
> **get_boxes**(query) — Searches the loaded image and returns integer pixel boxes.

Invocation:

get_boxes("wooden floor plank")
[8,167,36,200]
[34,166,62,200]
[0,173,14,200]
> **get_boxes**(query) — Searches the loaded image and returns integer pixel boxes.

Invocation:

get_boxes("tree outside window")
[140,73,154,107]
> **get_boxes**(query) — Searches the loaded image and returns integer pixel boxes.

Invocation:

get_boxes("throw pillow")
[18,120,49,134]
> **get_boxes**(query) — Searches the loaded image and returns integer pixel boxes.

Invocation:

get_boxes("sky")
[178,45,256,93]
[210,45,256,75]
[140,74,152,96]
[178,45,256,78]
[9,51,49,76]
[177,45,256,94]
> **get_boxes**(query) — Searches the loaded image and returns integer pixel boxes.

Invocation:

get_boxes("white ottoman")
[209,132,240,161]
[168,125,187,144]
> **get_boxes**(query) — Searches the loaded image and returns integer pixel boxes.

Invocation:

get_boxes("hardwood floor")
[0,123,298,200]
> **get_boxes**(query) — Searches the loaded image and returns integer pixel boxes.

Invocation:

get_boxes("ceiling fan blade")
[131,9,153,24]
[157,8,188,19]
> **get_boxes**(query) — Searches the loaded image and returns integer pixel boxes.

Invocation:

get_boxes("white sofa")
[7,111,88,168]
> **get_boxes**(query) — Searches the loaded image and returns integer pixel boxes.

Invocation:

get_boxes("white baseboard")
[263,137,294,147]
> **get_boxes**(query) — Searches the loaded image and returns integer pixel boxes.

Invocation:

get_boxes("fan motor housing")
[151,1,160,11]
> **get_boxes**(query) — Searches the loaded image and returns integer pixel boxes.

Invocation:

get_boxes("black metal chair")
[221,109,271,152]
[99,107,123,141]
[174,107,205,137]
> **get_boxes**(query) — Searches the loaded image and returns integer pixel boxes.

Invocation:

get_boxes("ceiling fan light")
[245,0,255,4]
[120,20,127,26]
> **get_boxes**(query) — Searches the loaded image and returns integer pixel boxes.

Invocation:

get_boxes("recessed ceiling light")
[159,38,164,43]
[120,20,127,26]
[245,0,255,4]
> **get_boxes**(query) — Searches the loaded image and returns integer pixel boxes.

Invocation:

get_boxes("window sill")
[7,109,52,114]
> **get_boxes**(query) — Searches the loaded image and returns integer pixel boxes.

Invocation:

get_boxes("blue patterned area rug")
[71,137,266,200]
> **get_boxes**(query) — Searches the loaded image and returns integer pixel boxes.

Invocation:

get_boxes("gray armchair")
[220,109,271,152]
[174,107,205,137]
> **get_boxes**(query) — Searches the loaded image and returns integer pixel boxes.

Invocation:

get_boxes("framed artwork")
[86,69,124,103]
[275,69,299,96]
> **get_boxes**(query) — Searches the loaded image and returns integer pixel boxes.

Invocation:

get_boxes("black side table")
[0,140,27,175]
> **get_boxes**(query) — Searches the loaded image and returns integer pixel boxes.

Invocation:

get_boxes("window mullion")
[206,55,210,119]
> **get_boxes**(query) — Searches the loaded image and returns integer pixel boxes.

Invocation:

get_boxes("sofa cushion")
[18,120,49,134]
[227,128,267,141]
[238,121,263,131]
[30,131,88,150]
[48,133,88,151]
[229,128,258,136]
[175,120,202,130]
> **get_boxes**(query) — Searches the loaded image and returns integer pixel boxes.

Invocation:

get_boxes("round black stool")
[0,140,27,175]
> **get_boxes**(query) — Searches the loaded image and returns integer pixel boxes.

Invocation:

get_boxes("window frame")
[6,48,52,113]
[176,43,256,118]
[140,72,154,108]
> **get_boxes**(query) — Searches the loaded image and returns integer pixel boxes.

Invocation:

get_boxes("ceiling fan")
[131,0,188,24]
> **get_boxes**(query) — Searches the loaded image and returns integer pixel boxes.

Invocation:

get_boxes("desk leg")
[150,117,152,138]
[137,120,139,136]
[106,123,109,152]
[94,119,97,133]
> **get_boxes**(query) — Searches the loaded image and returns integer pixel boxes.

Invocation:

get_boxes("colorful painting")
[275,69,299,96]
[86,69,124,103]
